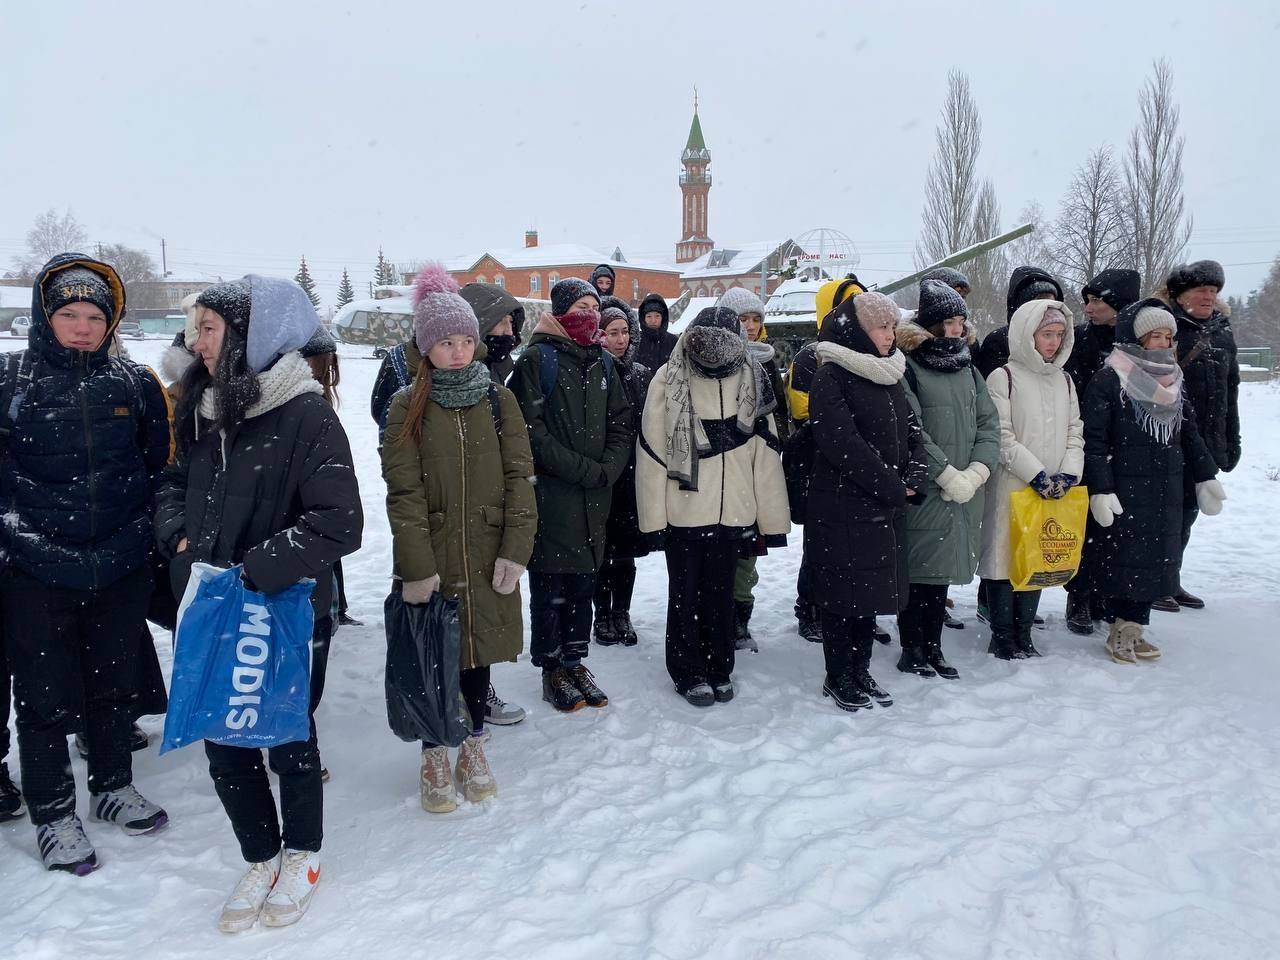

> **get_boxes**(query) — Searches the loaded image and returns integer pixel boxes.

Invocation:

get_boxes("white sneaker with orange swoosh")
[260,849,321,928]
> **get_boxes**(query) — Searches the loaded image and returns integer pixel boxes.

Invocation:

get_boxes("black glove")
[1029,471,1056,500]
[1049,473,1078,498]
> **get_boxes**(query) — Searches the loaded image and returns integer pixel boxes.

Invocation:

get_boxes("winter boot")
[1105,620,1138,664]
[36,814,98,875]
[822,673,872,712]
[897,641,937,678]
[337,611,363,627]
[734,601,759,653]
[1065,590,1095,636]
[796,603,823,643]
[541,667,586,712]
[420,745,457,813]
[677,682,715,707]
[712,680,735,703]
[484,684,526,726]
[1173,588,1205,610]
[988,628,1018,660]
[873,622,893,644]
[1013,591,1042,658]
[925,637,960,680]
[219,853,281,933]
[1132,629,1162,660]
[0,763,25,822]
[566,663,608,708]
[90,784,168,836]
[1150,596,1181,614]
[454,735,497,803]
[613,611,639,646]
[943,609,965,630]
[593,613,620,646]
[260,849,321,928]
[857,672,894,707]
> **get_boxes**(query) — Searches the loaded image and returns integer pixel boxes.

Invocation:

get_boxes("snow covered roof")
[441,243,677,275]
[680,240,796,281]
[668,296,720,334]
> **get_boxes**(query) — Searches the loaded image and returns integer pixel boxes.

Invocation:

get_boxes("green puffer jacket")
[508,322,634,573]
[382,383,537,670]
[897,319,1001,586]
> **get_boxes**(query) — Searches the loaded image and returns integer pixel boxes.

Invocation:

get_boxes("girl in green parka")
[896,280,1001,682]
[382,265,538,815]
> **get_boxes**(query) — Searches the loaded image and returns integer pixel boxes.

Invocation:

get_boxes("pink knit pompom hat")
[412,263,479,355]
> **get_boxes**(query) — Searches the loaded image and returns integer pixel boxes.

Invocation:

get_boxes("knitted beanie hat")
[195,279,252,333]
[43,265,115,323]
[551,277,600,316]
[599,305,630,329]
[412,263,479,356]
[1132,304,1176,341]
[1167,260,1226,298]
[916,279,968,334]
[716,286,767,319]
[300,323,337,358]
[1035,305,1070,333]
[849,291,900,330]
[690,305,744,334]
[922,266,971,294]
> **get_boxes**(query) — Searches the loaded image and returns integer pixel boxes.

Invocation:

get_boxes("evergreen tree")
[375,247,398,286]
[336,267,355,308]
[295,255,321,309]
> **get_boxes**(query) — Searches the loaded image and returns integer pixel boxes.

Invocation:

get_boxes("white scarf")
[197,351,322,424]
[814,342,906,385]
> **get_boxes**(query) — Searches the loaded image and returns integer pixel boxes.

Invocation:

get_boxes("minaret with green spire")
[677,88,713,263]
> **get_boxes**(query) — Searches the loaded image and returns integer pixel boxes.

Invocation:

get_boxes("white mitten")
[1196,477,1226,516]
[491,558,526,595]
[402,574,440,605]
[937,465,977,504]
[1089,493,1123,528]
[962,461,991,489]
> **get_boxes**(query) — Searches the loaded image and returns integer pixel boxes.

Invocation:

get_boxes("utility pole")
[161,238,170,277]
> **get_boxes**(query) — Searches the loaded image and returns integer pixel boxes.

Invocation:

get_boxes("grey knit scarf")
[430,360,491,409]
[1106,344,1184,443]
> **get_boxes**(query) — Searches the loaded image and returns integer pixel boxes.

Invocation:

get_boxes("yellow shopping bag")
[1008,485,1089,591]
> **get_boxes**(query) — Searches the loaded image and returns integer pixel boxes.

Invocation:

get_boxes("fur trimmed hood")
[896,317,977,353]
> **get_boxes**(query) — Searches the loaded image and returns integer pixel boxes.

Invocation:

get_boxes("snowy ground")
[3,338,1280,960]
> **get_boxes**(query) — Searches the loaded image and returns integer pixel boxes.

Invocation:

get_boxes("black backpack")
[782,420,816,526]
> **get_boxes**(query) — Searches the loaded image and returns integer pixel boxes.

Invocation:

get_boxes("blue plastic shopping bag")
[161,563,315,754]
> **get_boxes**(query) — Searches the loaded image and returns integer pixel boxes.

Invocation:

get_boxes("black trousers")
[1176,505,1198,590]
[424,665,490,747]
[664,537,737,690]
[1,565,151,825]
[984,579,1042,644]
[1109,598,1153,626]
[205,617,329,863]
[819,612,874,678]
[1,631,11,763]
[529,571,596,668]
[898,582,949,653]
[594,558,637,618]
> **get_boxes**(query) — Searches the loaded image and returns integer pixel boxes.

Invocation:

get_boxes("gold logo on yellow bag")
[1039,517,1078,565]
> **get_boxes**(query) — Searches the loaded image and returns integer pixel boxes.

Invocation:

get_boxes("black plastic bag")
[384,590,470,748]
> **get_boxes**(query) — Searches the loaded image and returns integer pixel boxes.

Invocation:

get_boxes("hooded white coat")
[978,300,1086,581]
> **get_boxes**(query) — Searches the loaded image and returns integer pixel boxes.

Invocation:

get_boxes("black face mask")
[484,334,518,365]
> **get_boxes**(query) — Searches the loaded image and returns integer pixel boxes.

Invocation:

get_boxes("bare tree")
[97,243,157,286]
[11,208,89,279]
[917,70,982,267]
[1005,202,1056,272]
[1052,146,1127,293]
[1121,59,1193,293]
[964,179,1008,335]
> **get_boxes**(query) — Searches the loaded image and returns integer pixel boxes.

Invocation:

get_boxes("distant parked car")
[9,316,31,337]
[117,318,143,338]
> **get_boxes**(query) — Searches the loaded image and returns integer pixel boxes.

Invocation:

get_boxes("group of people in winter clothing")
[0,244,1242,932]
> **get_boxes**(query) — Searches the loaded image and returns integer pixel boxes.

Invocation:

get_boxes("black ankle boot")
[735,601,758,653]
[612,611,638,646]
[925,638,960,679]
[1065,591,1094,636]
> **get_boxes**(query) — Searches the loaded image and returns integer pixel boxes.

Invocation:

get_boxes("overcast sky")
[3,0,1277,308]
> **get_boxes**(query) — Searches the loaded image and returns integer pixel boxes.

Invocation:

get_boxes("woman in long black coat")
[1083,299,1221,664]
[806,292,928,711]
[593,298,652,646]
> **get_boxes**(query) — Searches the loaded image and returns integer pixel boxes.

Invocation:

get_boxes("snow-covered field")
[4,338,1279,960]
